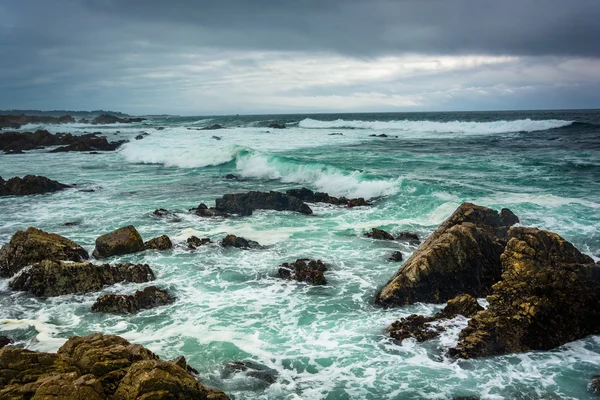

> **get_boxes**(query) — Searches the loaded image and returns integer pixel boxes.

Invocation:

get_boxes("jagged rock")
[365,228,394,240]
[187,236,212,249]
[388,251,403,262]
[0,337,12,349]
[224,361,279,385]
[499,208,520,226]
[144,235,172,251]
[450,227,600,358]
[215,191,312,216]
[0,227,89,277]
[267,123,286,129]
[395,231,421,245]
[191,203,229,217]
[91,114,144,124]
[92,225,145,259]
[375,203,519,307]
[0,174,71,196]
[285,187,371,208]
[170,356,198,375]
[278,259,327,285]
[387,294,483,342]
[220,235,260,249]
[50,137,126,152]
[92,286,174,313]
[9,260,155,297]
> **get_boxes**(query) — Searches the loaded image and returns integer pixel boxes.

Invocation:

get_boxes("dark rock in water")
[79,188,96,192]
[375,203,519,307]
[135,134,144,140]
[91,114,145,124]
[395,231,421,245]
[92,225,145,259]
[329,132,343,136]
[144,235,172,251]
[267,123,286,129]
[157,126,165,130]
[0,174,71,196]
[0,227,89,277]
[591,375,600,395]
[64,221,81,226]
[0,114,75,129]
[224,174,239,180]
[452,397,480,400]
[50,136,127,152]
[388,251,403,262]
[211,135,222,140]
[278,259,327,285]
[187,236,212,249]
[0,336,13,349]
[0,129,92,152]
[285,187,371,208]
[152,208,182,222]
[450,227,600,358]
[215,191,312,216]
[0,333,228,399]
[378,134,388,137]
[5,149,24,154]
[224,361,279,385]
[221,235,260,249]
[191,203,229,217]
[9,260,155,297]
[201,124,224,130]
[499,208,520,226]
[364,228,394,240]
[92,286,174,313]
[347,197,369,207]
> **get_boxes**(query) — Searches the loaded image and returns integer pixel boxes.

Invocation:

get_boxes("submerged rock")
[0,337,12,349]
[134,134,144,140]
[92,286,174,313]
[0,333,228,399]
[92,225,145,259]
[0,227,89,277]
[144,235,173,251]
[187,236,212,249]
[395,231,421,245]
[224,174,239,180]
[191,203,229,217]
[375,203,519,307]
[9,260,155,297]
[388,251,403,262]
[215,191,312,216]
[278,259,327,285]
[223,361,279,385]
[0,174,71,197]
[220,235,260,249]
[267,123,286,129]
[364,228,394,240]
[450,227,600,358]
[200,124,224,130]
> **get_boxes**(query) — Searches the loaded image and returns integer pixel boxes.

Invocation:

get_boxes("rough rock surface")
[285,187,371,208]
[387,294,483,342]
[92,286,174,313]
[364,228,394,240]
[591,375,600,396]
[0,337,12,349]
[0,227,89,277]
[375,203,519,307]
[0,333,228,399]
[0,129,124,153]
[450,227,600,358]
[9,260,155,297]
[92,225,145,259]
[220,235,260,249]
[278,259,327,285]
[215,191,312,216]
[0,175,71,197]
[144,235,173,251]
[187,236,212,249]
[191,203,229,217]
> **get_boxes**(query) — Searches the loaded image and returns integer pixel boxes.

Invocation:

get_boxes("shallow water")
[1,110,600,399]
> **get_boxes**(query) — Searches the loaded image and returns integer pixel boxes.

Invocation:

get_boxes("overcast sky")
[1,0,600,115]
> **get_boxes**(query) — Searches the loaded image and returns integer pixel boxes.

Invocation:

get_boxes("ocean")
[1,109,600,399]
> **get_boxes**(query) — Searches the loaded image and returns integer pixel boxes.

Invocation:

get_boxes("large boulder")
[0,333,228,399]
[144,235,172,251]
[278,259,327,285]
[215,191,312,216]
[375,203,519,307]
[9,260,155,297]
[450,227,600,358]
[0,175,71,196]
[92,286,174,313]
[92,225,145,259]
[0,227,89,277]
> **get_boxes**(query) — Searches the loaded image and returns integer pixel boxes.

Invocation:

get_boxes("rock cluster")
[215,191,313,216]
[0,130,125,153]
[221,235,260,249]
[0,175,71,197]
[92,286,174,313]
[0,333,229,399]
[50,136,127,152]
[187,236,212,249]
[191,203,229,217]
[0,114,74,129]
[278,259,327,285]
[90,114,145,124]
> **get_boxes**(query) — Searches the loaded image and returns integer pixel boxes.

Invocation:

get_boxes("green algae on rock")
[144,234,173,251]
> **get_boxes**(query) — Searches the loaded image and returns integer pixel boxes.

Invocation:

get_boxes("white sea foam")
[299,118,573,134]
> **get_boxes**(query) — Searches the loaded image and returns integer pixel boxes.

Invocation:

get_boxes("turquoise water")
[1,110,600,399]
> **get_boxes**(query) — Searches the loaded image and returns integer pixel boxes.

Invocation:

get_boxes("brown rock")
[92,286,174,313]
[191,203,229,217]
[221,235,260,249]
[188,236,212,249]
[0,227,89,277]
[144,235,172,251]
[0,175,71,197]
[278,259,327,285]
[395,231,421,245]
[364,227,394,240]
[92,225,145,259]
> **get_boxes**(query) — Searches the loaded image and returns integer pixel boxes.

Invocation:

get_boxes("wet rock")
[0,114,75,129]
[170,356,199,375]
[224,174,239,180]
[215,191,312,216]
[157,127,165,131]
[388,251,403,262]
[395,231,421,245]
[0,337,12,349]
[191,203,229,217]
[92,286,174,313]
[0,174,71,196]
[211,135,222,140]
[201,124,224,130]
[221,235,260,249]
[329,132,343,136]
[152,208,182,222]
[4,149,23,154]
[450,227,600,358]
[144,235,173,251]
[50,136,127,152]
[224,361,279,385]
[0,227,89,277]
[92,225,145,259]
[9,260,155,297]
[187,236,212,249]
[134,134,144,140]
[285,187,371,208]
[64,221,81,226]
[364,228,394,240]
[499,208,520,226]
[437,294,484,319]
[347,197,370,207]
[591,375,600,395]
[278,259,327,285]
[267,123,286,129]
[375,203,519,307]
[91,114,145,124]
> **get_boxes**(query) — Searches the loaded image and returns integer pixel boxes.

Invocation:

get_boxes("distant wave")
[298,118,573,134]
